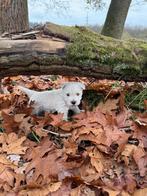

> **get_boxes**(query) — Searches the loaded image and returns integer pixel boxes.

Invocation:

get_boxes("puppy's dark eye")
[66,93,70,96]
[76,93,80,96]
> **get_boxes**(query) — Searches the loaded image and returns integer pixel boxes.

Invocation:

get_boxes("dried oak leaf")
[32,126,48,138]
[72,125,104,141]
[133,147,147,177]
[0,154,17,172]
[102,164,128,191]
[49,114,71,130]
[78,159,100,183]
[18,182,62,196]
[120,191,131,196]
[102,188,121,196]
[71,185,95,196]
[7,89,30,114]
[0,132,7,146]
[89,147,104,175]
[32,79,53,90]
[18,116,33,135]
[133,188,147,196]
[131,123,147,148]
[97,98,119,114]
[2,133,27,155]
[50,107,109,133]
[24,138,68,185]
[116,108,132,128]
[11,172,26,191]
[32,113,53,127]
[63,138,78,155]
[124,171,137,194]
[103,125,129,151]
[103,188,131,196]
[24,137,54,161]
[51,180,72,196]
[1,110,20,133]
[0,94,12,109]
[0,155,18,191]
[121,144,137,166]
[76,109,107,128]
[72,120,128,155]
[0,169,15,188]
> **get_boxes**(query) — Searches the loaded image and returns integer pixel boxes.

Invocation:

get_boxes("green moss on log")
[44,23,147,77]
[63,26,147,76]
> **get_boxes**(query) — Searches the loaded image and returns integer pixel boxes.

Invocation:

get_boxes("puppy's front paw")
[80,109,85,112]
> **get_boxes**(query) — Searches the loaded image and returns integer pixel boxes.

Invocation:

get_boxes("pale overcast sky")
[28,0,147,27]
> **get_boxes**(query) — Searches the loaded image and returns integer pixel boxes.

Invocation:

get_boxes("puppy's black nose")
[71,101,76,105]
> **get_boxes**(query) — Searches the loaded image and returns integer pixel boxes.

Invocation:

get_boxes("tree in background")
[0,0,145,39]
[101,0,132,39]
[0,0,29,34]
[86,0,147,39]
[0,0,69,35]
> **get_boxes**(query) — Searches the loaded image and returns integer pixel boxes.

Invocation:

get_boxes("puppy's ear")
[78,82,85,90]
[61,83,68,89]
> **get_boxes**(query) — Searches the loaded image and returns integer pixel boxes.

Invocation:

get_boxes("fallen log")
[0,23,147,81]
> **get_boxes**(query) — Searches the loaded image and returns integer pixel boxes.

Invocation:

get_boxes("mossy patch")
[113,63,141,76]
[64,26,147,76]
[44,23,147,77]
[66,30,98,65]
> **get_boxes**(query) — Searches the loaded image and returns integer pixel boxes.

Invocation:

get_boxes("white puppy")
[18,82,85,121]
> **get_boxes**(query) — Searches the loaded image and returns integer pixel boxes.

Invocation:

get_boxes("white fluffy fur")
[18,82,85,121]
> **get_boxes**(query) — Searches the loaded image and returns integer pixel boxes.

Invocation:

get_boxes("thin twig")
[42,128,72,137]
[119,126,131,132]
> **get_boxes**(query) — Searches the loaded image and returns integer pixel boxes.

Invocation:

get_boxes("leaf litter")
[0,75,146,195]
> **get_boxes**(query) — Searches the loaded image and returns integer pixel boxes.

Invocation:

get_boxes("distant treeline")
[30,22,147,41]
[88,25,147,40]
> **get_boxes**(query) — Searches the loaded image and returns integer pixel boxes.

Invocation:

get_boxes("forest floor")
[0,75,147,195]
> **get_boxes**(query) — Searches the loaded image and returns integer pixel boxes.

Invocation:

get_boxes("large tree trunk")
[101,0,132,39]
[0,23,147,81]
[0,0,29,35]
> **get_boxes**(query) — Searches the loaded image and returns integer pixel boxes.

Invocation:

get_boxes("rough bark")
[0,0,29,35]
[101,0,132,39]
[0,23,147,81]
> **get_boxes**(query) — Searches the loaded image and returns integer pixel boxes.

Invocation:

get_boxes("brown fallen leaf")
[78,160,100,183]
[133,188,147,196]
[133,147,147,177]
[89,147,104,175]
[18,182,62,196]
[24,139,70,185]
[97,98,119,114]
[0,168,15,188]
[0,94,12,109]
[32,126,48,138]
[1,110,20,133]
[71,185,95,196]
[103,188,120,196]
[124,171,137,194]
[0,154,17,172]
[1,75,147,194]
[2,134,27,155]
[121,144,137,166]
